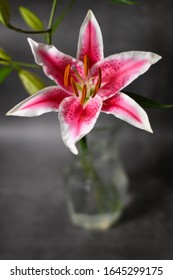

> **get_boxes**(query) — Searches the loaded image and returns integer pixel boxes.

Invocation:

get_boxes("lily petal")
[59,95,102,154]
[7,86,69,117]
[102,91,153,133]
[76,10,104,68]
[28,38,84,93]
[91,51,161,100]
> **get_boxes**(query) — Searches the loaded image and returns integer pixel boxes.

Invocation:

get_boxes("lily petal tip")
[147,126,153,134]
[144,122,153,134]
[27,37,33,44]
[6,109,15,116]
[85,10,95,21]
[27,37,38,49]
[69,144,78,155]
[151,53,162,64]
[146,127,153,133]
[87,9,93,16]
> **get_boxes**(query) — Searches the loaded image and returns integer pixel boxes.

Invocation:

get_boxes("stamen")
[71,65,84,83]
[92,68,102,98]
[84,54,89,77]
[80,84,87,105]
[70,77,79,97]
[64,64,71,87]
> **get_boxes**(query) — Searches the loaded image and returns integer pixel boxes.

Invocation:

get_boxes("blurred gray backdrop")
[0,0,173,259]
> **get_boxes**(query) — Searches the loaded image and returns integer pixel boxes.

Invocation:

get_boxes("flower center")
[63,55,102,105]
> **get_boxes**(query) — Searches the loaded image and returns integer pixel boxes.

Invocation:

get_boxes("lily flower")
[7,10,161,155]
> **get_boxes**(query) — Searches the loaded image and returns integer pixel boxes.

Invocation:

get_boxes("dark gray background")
[0,0,173,259]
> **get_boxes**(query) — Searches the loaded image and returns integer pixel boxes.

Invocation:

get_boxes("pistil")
[71,65,84,83]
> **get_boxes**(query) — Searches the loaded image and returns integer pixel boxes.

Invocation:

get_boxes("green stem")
[6,1,58,44]
[0,58,40,69]
[13,61,40,69]
[7,23,51,34]
[46,0,58,44]
[79,136,88,153]
[52,0,77,33]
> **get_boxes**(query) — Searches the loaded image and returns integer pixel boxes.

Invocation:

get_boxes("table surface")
[0,116,173,260]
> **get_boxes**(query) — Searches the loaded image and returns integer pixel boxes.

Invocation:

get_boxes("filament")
[70,77,79,97]
[80,84,87,105]
[92,68,102,98]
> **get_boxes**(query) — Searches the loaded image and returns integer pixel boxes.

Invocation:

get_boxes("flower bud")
[0,0,10,26]
[0,48,11,65]
[18,70,45,95]
[19,6,44,31]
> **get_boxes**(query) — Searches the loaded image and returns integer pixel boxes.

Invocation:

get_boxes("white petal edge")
[95,50,162,68]
[6,86,64,117]
[102,92,153,133]
[28,38,52,66]
[76,10,104,61]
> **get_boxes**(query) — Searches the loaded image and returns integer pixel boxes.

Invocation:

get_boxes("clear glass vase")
[64,125,129,230]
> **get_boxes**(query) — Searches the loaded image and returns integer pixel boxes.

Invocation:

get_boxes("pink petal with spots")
[76,10,104,68]
[102,92,153,133]
[28,38,84,94]
[59,95,102,154]
[91,51,161,100]
[7,86,69,117]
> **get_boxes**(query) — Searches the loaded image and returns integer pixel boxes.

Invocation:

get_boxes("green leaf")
[110,0,139,5]
[19,6,44,31]
[0,48,11,65]
[0,66,12,83]
[0,0,10,25]
[124,91,173,109]
[18,69,45,95]
[53,0,77,33]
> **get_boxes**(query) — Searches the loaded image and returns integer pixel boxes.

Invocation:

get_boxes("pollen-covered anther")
[70,76,79,97]
[80,84,87,105]
[92,68,102,98]
[84,54,89,77]
[64,64,71,87]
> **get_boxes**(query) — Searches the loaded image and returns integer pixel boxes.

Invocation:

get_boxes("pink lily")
[7,10,161,155]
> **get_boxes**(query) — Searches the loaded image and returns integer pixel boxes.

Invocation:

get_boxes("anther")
[84,54,89,77]
[92,68,102,98]
[80,84,87,105]
[64,64,71,87]
[70,77,79,97]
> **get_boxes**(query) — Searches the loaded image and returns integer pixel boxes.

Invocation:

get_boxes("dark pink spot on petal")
[91,55,148,99]
[36,47,84,93]
[60,96,102,140]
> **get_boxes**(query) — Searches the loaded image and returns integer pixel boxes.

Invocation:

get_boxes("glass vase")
[64,125,129,230]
